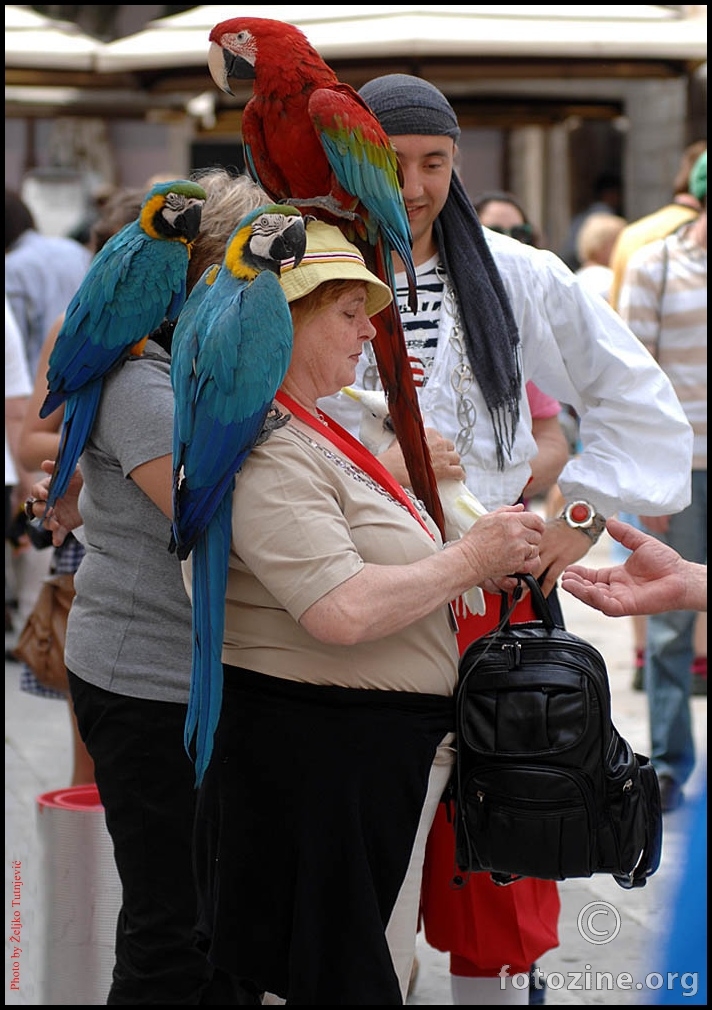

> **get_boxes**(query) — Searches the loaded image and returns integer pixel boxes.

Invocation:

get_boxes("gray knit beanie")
[359,74,461,142]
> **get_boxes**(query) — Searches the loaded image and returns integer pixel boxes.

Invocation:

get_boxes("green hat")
[688,150,706,201]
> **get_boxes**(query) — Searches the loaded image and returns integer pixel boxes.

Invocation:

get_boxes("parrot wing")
[171,262,220,460]
[42,224,189,414]
[41,179,206,510]
[172,268,293,560]
[171,221,299,786]
[171,206,305,560]
[308,85,416,296]
[178,272,293,784]
[42,179,206,416]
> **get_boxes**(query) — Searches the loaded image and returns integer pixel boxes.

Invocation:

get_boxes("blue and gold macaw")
[40,179,207,510]
[170,204,307,784]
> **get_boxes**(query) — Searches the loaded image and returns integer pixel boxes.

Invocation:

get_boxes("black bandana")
[360,75,521,469]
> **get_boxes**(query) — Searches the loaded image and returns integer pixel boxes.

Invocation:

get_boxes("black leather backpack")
[453,575,663,890]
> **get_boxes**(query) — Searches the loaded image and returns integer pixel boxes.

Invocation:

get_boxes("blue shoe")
[529,964,547,1005]
[658,774,683,813]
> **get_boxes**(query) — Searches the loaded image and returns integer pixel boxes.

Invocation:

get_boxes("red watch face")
[569,503,592,524]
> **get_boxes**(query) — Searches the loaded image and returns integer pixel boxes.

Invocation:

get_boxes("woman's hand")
[25,460,84,546]
[457,504,544,595]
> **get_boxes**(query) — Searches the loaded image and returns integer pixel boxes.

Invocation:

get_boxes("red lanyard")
[275,391,434,539]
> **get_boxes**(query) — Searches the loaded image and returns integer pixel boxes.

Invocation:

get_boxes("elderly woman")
[191,220,544,1005]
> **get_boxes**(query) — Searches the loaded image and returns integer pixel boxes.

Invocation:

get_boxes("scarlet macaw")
[40,179,207,510]
[207,15,445,536]
[170,204,307,783]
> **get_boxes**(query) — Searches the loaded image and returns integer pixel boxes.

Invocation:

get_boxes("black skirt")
[193,665,454,1005]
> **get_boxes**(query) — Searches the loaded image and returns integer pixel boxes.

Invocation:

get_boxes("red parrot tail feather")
[364,241,445,537]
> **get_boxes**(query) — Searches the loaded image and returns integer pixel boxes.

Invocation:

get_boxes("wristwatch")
[559,500,606,545]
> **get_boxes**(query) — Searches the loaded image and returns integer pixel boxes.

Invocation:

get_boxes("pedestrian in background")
[609,140,706,313]
[5,188,91,377]
[575,212,627,303]
[617,149,707,813]
[14,187,148,788]
[559,170,623,272]
[607,140,707,694]
[5,296,33,634]
[5,187,93,673]
[473,190,541,247]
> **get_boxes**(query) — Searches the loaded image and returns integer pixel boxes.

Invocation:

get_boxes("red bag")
[419,591,560,975]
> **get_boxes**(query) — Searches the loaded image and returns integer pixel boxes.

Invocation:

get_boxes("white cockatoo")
[340,385,488,617]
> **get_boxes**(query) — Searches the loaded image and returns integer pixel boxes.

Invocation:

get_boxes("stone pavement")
[5,530,707,1005]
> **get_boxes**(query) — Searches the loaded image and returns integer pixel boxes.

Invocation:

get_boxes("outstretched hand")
[561,517,695,616]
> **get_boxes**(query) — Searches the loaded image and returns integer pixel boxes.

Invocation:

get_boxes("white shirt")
[320,229,693,519]
[5,297,33,486]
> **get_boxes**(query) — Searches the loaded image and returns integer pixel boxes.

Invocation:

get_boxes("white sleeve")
[5,297,33,398]
[497,245,692,518]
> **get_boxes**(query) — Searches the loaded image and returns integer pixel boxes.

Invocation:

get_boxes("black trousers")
[68,671,260,1005]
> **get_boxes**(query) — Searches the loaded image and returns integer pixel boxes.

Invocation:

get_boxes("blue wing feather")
[172,269,292,557]
[45,380,103,504]
[41,181,205,510]
[185,494,232,786]
[171,207,302,784]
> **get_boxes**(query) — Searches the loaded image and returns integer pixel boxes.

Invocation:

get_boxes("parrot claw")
[283,195,359,224]
[255,403,291,444]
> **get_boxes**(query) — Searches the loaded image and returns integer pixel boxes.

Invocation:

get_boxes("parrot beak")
[176,203,204,243]
[208,41,255,95]
[272,219,308,271]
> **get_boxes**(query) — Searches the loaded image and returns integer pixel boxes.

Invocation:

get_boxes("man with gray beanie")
[320,73,693,1005]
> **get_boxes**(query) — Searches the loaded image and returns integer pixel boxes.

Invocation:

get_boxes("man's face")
[388,134,456,261]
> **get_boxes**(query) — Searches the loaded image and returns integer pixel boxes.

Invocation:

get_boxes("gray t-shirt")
[65,341,192,702]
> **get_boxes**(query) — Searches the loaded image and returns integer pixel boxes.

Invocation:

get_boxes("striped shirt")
[618,220,706,470]
[395,255,442,388]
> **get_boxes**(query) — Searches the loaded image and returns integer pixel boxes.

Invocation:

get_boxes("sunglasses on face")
[486,223,535,245]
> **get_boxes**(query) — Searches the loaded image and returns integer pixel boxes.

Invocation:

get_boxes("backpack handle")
[498,573,555,631]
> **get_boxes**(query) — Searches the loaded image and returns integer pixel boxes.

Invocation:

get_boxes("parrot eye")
[225,29,257,63]
[165,193,185,212]
[256,214,285,235]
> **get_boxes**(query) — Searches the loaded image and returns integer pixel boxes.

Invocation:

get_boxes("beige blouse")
[222,420,459,696]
